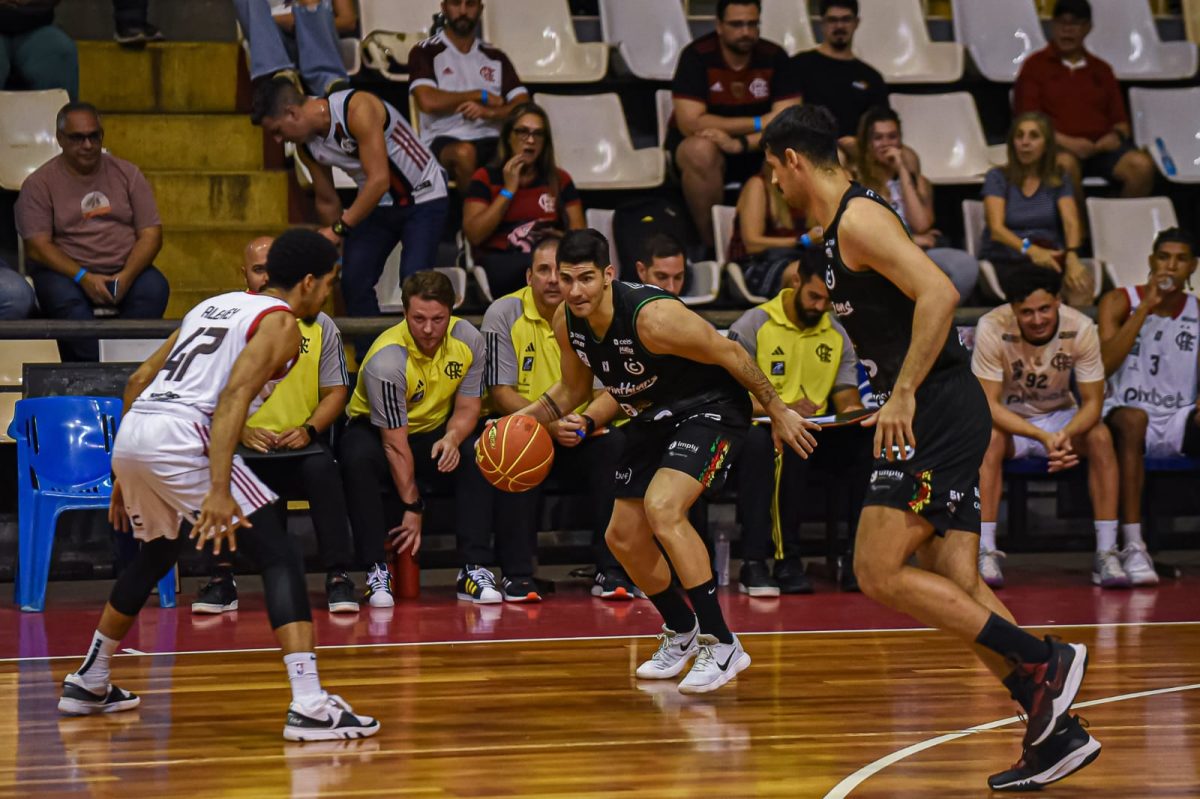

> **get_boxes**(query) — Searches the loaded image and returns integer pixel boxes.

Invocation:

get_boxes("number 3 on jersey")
[162,327,228,381]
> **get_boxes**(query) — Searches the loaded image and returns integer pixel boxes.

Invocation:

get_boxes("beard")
[448,15,478,36]
[827,34,851,51]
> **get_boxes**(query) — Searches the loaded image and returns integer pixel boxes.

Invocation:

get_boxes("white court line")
[0,619,1196,664]
[822,682,1200,798]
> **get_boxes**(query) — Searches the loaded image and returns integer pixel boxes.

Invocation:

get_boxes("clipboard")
[753,407,874,428]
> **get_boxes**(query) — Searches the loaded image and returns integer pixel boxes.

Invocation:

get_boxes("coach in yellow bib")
[728,257,870,595]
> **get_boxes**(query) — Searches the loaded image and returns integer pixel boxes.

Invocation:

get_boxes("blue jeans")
[31,265,170,361]
[0,263,35,320]
[232,0,346,95]
[0,25,79,100]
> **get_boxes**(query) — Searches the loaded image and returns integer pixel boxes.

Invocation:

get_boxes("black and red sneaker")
[1012,637,1089,748]
[988,715,1101,791]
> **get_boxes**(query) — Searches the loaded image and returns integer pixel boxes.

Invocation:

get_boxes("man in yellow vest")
[191,236,358,616]
[482,235,634,601]
[340,270,491,606]
[728,256,870,595]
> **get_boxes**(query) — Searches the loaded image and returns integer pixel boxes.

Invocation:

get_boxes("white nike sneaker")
[678,634,751,694]
[283,693,380,741]
[57,672,140,716]
[635,621,700,679]
[1119,542,1159,586]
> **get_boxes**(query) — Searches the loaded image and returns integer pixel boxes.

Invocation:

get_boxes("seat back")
[98,339,166,363]
[655,89,673,149]
[713,205,737,265]
[852,0,954,80]
[1088,0,1196,79]
[359,0,439,37]
[0,339,60,387]
[961,199,986,257]
[537,93,638,184]
[484,0,603,81]
[1129,87,1200,182]
[0,89,69,191]
[0,392,17,443]
[585,208,622,271]
[890,92,992,182]
[952,0,1045,82]
[761,0,816,56]
[1086,197,1178,288]
[600,0,691,80]
[8,396,122,491]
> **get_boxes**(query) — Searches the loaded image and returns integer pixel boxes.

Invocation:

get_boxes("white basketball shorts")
[1010,408,1076,460]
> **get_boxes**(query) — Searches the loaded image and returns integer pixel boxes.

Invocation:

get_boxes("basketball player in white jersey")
[57,229,380,742]
[250,78,450,357]
[1099,227,1200,584]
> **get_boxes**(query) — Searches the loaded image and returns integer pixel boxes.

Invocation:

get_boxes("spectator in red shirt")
[463,102,585,298]
[667,0,800,250]
[1013,0,1155,200]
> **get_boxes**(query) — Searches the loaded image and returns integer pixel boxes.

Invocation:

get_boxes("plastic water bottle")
[1157,274,1176,292]
[714,529,730,587]
[1155,137,1178,177]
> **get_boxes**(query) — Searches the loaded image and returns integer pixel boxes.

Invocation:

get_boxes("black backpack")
[611,197,691,282]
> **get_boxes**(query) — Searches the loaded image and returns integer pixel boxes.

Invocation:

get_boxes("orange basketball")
[475,415,555,493]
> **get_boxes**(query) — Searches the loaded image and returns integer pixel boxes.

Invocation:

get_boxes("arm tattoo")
[537,393,564,421]
[735,348,782,411]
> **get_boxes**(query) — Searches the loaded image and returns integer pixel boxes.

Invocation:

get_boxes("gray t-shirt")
[981,166,1073,260]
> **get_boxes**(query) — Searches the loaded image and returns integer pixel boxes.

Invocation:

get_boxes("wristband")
[73,268,87,284]
[754,115,762,133]
[332,216,352,237]
[1021,237,1032,255]
[498,188,515,200]
[799,233,813,248]
[481,89,488,104]
[582,415,597,437]
[303,423,317,441]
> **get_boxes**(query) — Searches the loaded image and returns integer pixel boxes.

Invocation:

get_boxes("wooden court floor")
[2,622,1198,798]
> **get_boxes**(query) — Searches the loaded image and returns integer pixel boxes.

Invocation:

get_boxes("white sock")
[76,630,119,692]
[284,652,324,706]
[1095,520,1119,553]
[980,522,997,552]
[1121,523,1144,548]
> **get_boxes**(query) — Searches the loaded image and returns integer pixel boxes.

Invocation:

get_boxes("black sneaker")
[501,575,542,603]
[283,693,380,742]
[140,23,164,42]
[113,23,145,46]
[838,553,860,592]
[738,560,780,597]
[191,575,238,614]
[773,558,814,595]
[591,568,636,600]
[456,564,502,604]
[1011,638,1089,748]
[326,572,360,614]
[988,715,1101,791]
[58,673,140,715]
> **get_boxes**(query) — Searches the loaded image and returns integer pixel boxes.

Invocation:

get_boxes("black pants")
[339,419,493,566]
[112,0,149,27]
[737,423,873,562]
[492,427,626,575]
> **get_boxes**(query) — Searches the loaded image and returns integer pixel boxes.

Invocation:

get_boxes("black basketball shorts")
[614,404,748,500]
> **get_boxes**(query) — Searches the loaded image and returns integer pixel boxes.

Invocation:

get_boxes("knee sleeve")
[239,505,313,629]
[108,535,185,616]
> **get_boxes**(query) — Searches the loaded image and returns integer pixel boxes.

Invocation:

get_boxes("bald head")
[242,236,274,292]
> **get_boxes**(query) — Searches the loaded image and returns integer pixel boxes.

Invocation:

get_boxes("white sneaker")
[978,548,1006,589]
[635,621,700,679]
[57,672,140,716]
[283,693,380,742]
[1091,549,1131,589]
[678,633,751,694]
[364,563,394,608]
[1119,541,1159,586]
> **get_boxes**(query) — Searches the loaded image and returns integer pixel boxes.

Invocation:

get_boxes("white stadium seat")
[376,241,466,312]
[713,204,768,305]
[655,88,673,150]
[1086,0,1197,81]
[1087,197,1178,289]
[99,339,167,363]
[0,339,59,387]
[961,199,1007,301]
[0,89,67,191]
[483,0,607,83]
[586,208,719,306]
[359,0,439,39]
[1129,87,1200,184]
[536,93,664,190]
[761,0,817,57]
[852,0,964,83]
[952,0,1046,83]
[599,0,691,81]
[890,93,1006,184]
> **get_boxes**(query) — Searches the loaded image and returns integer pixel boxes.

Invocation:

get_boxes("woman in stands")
[728,160,819,299]
[464,102,585,298]
[852,106,979,304]
[982,111,1092,305]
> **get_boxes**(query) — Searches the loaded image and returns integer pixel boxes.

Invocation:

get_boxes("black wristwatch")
[400,496,425,515]
[331,216,352,238]
[582,414,597,437]
[736,134,750,154]
[303,423,318,441]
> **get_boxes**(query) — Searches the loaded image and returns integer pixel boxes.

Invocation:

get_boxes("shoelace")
[367,568,390,592]
[692,642,716,670]
[469,568,496,588]
[650,633,678,665]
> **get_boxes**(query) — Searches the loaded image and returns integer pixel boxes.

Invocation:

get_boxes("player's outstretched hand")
[191,490,251,555]
[864,391,917,461]
[108,479,131,534]
[432,435,461,473]
[771,407,820,458]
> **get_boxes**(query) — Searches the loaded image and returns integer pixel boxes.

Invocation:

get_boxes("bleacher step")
[79,41,241,114]
[104,114,263,171]
[144,171,289,227]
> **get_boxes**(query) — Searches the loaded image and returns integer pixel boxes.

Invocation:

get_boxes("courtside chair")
[890,93,1006,185]
[1129,87,1200,185]
[536,93,665,190]
[482,0,607,83]
[951,0,1046,83]
[713,204,769,305]
[1086,197,1179,289]
[761,0,817,57]
[852,0,964,83]
[585,209,720,306]
[8,396,176,612]
[0,89,68,274]
[1087,0,1197,81]
[961,199,1007,301]
[599,0,691,81]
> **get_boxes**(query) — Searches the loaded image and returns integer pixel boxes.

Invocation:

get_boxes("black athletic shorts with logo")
[864,365,991,534]
[614,403,749,499]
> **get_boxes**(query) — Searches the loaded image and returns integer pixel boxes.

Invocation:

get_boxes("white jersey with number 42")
[132,291,296,422]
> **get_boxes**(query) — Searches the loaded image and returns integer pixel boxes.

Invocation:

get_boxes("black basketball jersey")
[821,182,969,401]
[565,282,748,422]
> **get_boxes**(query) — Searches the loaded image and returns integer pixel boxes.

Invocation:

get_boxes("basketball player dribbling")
[515,229,819,693]
[761,106,1099,790]
[57,229,379,741]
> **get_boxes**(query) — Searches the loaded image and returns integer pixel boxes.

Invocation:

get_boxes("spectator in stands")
[729,255,868,595]
[1098,228,1200,587]
[0,258,35,319]
[191,236,360,616]
[233,0,353,97]
[790,0,888,158]
[16,101,167,361]
[667,0,800,250]
[464,102,584,299]
[982,112,1092,306]
[728,161,817,299]
[252,79,450,359]
[409,0,529,193]
[112,0,162,47]
[634,233,688,297]
[339,271,496,607]
[482,234,635,600]
[0,0,77,99]
[1013,0,1155,200]
[853,106,979,304]
[971,267,1126,589]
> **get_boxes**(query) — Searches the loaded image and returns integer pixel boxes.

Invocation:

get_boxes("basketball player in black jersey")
[513,229,818,693]
[761,106,1100,790]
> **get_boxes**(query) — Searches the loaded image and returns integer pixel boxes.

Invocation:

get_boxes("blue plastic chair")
[8,396,176,612]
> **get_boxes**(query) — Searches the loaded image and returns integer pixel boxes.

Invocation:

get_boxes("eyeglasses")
[512,127,546,141]
[823,14,856,25]
[721,19,760,30]
[64,131,103,144]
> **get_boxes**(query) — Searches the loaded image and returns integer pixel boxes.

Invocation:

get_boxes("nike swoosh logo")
[679,632,697,652]
[717,650,735,671]
[707,587,716,595]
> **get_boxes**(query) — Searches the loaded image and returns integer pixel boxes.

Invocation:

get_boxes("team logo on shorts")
[699,439,731,488]
[908,469,934,514]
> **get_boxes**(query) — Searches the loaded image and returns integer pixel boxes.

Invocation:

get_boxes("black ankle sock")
[686,579,734,645]
[647,586,695,635]
[976,613,1052,665]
